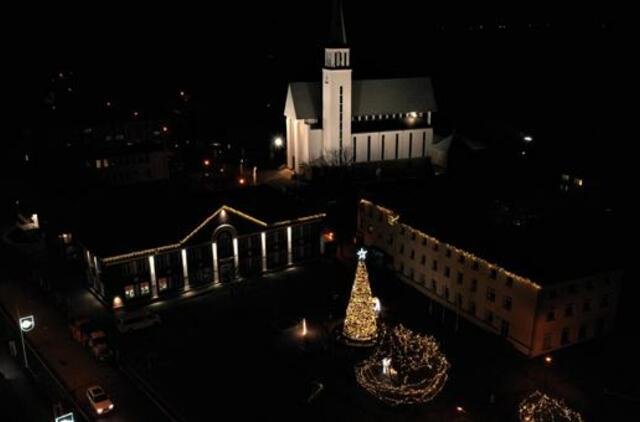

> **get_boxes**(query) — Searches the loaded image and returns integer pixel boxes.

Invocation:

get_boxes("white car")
[116,310,161,333]
[86,385,114,415]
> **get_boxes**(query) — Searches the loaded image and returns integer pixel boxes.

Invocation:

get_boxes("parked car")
[86,385,114,415]
[87,330,113,361]
[69,317,93,345]
[116,310,161,333]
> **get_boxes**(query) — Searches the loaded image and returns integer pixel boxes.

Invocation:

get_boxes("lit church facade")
[284,0,449,174]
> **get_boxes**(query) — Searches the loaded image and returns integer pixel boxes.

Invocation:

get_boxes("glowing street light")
[523,135,533,142]
[301,318,308,337]
[203,159,211,167]
[18,315,35,369]
[55,412,75,422]
[544,355,553,365]
[273,137,284,148]
[162,126,169,133]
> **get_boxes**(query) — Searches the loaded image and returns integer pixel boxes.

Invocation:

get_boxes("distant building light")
[113,296,123,308]
[203,159,211,167]
[521,151,526,156]
[179,90,185,97]
[133,111,139,118]
[106,101,112,107]
[162,126,169,133]
[575,178,584,187]
[409,112,418,119]
[274,137,284,148]
[238,178,246,185]
[523,135,533,142]
[24,153,29,162]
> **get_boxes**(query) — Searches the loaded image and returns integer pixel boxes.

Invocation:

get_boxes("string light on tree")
[519,391,584,422]
[341,248,378,346]
[355,324,450,406]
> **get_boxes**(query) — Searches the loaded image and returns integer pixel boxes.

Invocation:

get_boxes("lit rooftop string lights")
[355,324,450,406]
[519,391,584,422]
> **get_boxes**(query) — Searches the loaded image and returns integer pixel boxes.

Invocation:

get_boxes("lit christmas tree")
[342,248,378,345]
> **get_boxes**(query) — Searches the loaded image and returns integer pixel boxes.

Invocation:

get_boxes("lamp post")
[18,315,35,369]
[543,355,553,392]
[271,136,284,163]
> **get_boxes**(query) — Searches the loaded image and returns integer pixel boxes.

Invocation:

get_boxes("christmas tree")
[342,248,378,344]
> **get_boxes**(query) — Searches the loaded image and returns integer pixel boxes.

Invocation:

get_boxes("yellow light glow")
[519,391,583,422]
[360,199,542,290]
[343,258,378,344]
[113,296,123,308]
[355,324,450,406]
[302,318,308,336]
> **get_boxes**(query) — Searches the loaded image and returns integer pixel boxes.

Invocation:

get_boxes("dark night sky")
[6,2,624,176]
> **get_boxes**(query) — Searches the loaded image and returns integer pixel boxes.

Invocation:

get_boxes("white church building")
[284,0,451,174]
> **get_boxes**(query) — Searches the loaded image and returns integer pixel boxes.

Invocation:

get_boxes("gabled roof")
[286,77,438,120]
[73,183,325,260]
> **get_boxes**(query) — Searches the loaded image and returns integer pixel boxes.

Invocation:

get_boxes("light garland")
[355,324,450,406]
[342,253,378,345]
[360,199,541,290]
[102,206,324,264]
[519,391,584,422]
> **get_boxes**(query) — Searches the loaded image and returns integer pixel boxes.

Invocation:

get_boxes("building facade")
[358,199,622,357]
[284,0,449,174]
[81,195,326,309]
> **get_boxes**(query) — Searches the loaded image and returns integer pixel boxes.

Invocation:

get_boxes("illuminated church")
[284,0,450,174]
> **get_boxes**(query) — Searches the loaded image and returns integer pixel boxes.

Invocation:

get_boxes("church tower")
[322,0,352,164]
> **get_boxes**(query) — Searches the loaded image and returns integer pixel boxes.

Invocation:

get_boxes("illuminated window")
[140,282,151,295]
[125,285,135,299]
[158,277,168,291]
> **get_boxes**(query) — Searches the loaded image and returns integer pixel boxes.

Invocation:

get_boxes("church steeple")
[328,0,347,47]
[322,0,352,164]
[324,0,350,69]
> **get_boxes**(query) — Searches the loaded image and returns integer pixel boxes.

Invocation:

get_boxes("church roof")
[288,77,438,120]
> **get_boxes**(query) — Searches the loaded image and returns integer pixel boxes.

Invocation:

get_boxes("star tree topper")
[357,248,368,261]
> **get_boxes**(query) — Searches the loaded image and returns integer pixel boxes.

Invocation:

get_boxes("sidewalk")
[0,279,170,421]
[0,346,52,421]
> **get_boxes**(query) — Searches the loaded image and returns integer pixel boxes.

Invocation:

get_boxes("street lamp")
[55,412,75,422]
[543,355,553,392]
[273,137,284,148]
[19,315,35,369]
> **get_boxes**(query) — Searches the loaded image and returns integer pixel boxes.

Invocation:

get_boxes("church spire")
[328,0,347,47]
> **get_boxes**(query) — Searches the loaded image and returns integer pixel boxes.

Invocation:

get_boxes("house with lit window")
[357,182,623,357]
[75,183,326,308]
[284,0,451,174]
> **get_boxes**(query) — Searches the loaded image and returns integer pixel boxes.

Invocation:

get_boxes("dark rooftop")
[74,182,324,258]
[361,179,623,285]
